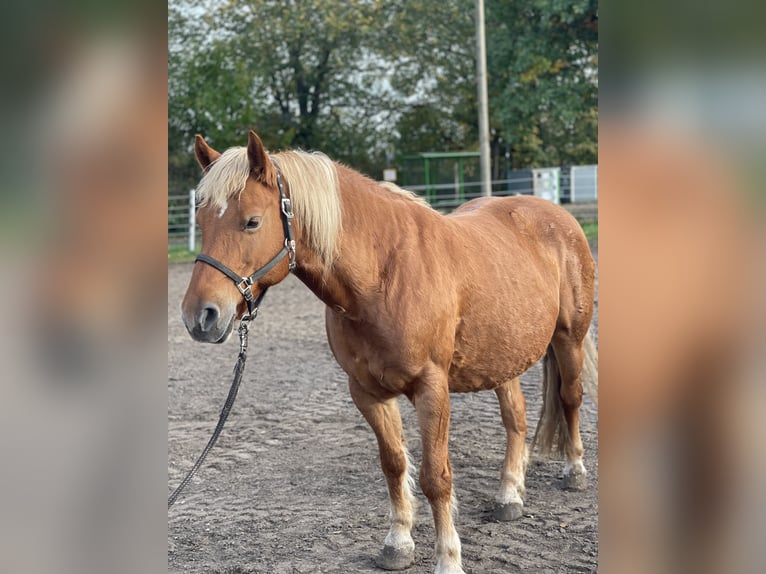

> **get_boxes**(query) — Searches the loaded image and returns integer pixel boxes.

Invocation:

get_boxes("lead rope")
[171,161,290,509]
[168,317,252,509]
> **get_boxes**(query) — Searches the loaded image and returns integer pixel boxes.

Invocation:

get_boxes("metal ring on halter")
[236,278,253,298]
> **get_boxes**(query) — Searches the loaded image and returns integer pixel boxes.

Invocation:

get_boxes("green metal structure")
[398,151,481,206]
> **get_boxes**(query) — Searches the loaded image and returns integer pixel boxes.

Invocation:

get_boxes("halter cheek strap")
[194,165,296,320]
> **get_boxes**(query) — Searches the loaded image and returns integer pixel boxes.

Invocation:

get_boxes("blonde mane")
[377,181,431,207]
[195,147,342,268]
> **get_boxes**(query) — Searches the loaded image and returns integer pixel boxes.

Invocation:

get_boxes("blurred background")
[600,1,766,573]
[0,2,167,574]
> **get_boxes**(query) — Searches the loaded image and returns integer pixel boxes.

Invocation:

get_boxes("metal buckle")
[237,277,254,301]
[281,197,294,219]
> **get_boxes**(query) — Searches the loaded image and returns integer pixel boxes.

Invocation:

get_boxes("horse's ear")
[247,130,273,179]
[194,135,221,170]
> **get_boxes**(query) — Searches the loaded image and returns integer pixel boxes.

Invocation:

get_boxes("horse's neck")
[293,166,421,315]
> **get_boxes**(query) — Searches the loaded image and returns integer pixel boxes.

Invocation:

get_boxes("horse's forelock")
[195,146,342,269]
[195,146,251,210]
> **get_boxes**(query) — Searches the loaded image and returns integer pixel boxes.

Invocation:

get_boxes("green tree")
[170,0,397,184]
[168,0,598,198]
[169,1,265,196]
[487,0,598,167]
[382,0,479,155]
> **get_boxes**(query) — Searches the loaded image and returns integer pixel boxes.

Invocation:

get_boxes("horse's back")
[450,195,593,277]
[468,194,594,312]
[444,195,595,391]
[452,195,586,243]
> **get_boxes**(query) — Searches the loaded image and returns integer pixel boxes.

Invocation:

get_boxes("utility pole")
[475,0,491,196]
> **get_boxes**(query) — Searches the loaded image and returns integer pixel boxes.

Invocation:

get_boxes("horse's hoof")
[493,501,524,521]
[563,470,588,490]
[434,562,467,574]
[377,544,415,571]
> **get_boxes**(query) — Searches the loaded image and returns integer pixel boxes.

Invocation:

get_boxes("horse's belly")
[447,306,557,393]
[447,350,544,393]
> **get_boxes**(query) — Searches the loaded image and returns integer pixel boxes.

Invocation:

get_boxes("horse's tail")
[532,328,598,458]
[531,348,568,458]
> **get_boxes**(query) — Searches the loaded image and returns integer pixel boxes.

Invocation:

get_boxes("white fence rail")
[169,165,598,249]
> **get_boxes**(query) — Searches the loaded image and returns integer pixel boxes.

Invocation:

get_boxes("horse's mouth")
[212,316,236,344]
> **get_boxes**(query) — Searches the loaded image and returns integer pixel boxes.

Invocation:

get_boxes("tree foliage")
[169,0,597,195]
[487,0,598,167]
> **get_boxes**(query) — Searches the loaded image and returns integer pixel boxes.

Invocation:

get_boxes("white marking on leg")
[496,443,528,505]
[564,457,587,478]
[384,446,415,552]
[404,446,417,510]
[434,494,464,574]
[496,477,524,505]
[384,528,414,551]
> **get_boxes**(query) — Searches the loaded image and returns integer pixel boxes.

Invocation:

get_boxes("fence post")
[188,188,196,252]
[571,166,576,203]
[594,165,598,200]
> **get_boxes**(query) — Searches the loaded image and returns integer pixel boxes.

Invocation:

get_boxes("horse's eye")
[245,216,261,230]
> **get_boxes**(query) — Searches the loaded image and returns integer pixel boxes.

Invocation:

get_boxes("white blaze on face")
[217,199,228,218]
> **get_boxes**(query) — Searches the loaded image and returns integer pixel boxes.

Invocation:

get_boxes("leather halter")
[194,164,296,320]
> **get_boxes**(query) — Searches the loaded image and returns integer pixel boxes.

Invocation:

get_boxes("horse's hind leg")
[493,377,528,521]
[550,335,588,489]
[348,377,416,571]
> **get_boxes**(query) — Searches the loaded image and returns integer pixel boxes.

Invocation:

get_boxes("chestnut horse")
[181,131,597,574]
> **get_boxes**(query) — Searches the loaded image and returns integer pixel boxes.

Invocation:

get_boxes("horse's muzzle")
[183,303,236,344]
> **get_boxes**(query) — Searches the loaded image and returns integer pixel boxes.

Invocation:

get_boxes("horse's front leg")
[412,366,465,574]
[348,377,416,570]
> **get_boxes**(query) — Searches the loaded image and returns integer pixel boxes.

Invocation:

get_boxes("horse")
[181,131,598,574]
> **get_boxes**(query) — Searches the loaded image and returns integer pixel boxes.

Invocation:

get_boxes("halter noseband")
[194,164,296,321]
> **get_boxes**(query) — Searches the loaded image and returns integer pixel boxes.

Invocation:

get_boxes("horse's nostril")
[198,304,220,333]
